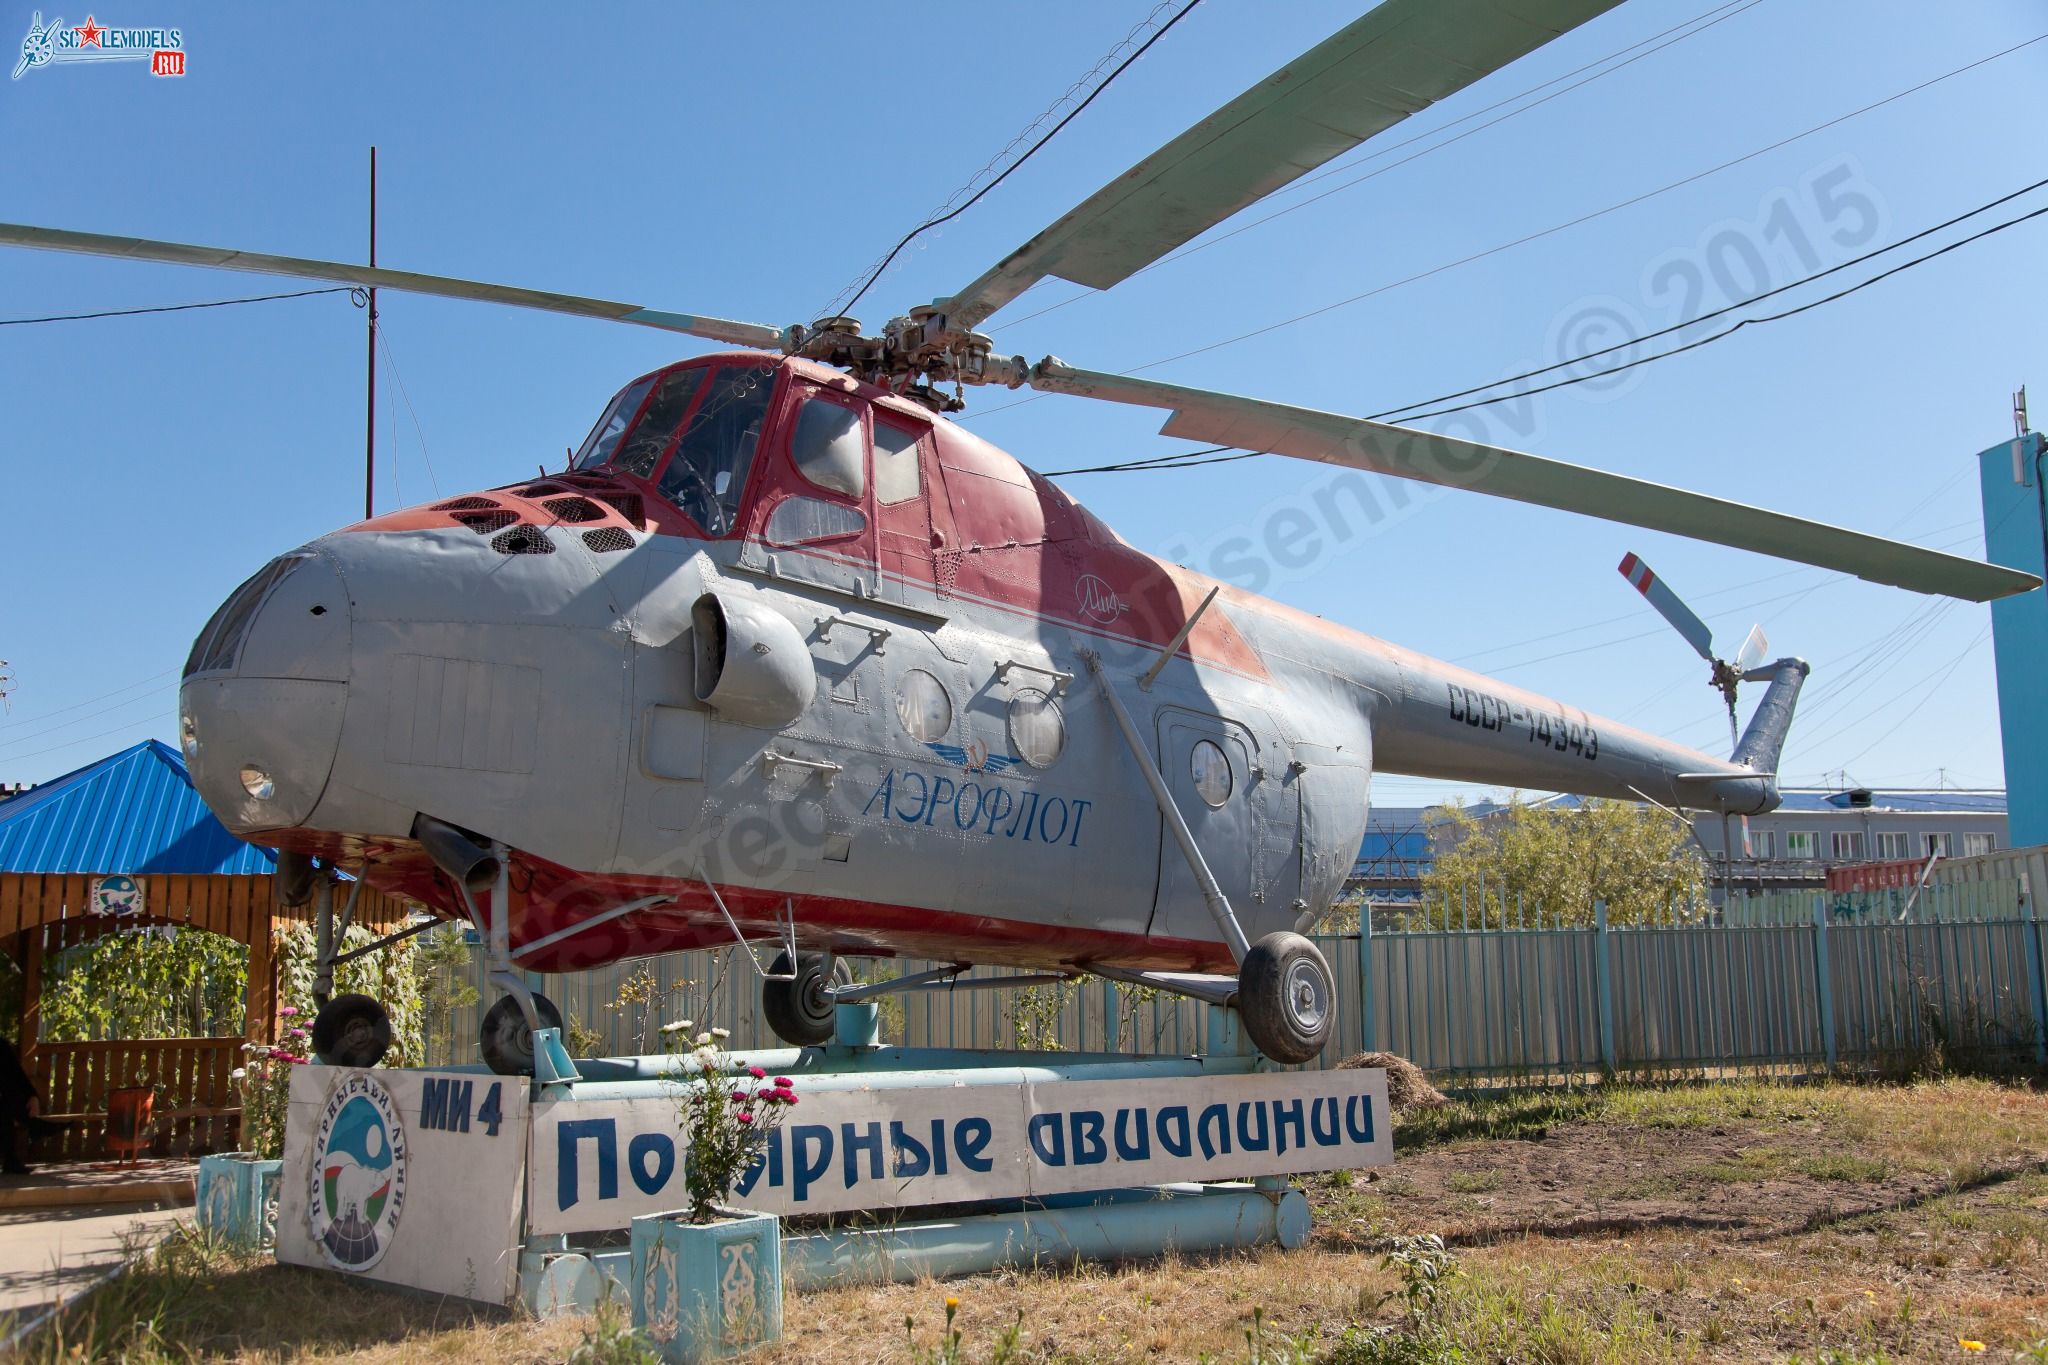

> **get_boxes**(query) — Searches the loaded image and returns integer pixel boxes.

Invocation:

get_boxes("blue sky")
[2,1,2043,806]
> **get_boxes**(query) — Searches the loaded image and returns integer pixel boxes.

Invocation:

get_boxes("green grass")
[1443,1169,1503,1194]
[1797,1153,1890,1183]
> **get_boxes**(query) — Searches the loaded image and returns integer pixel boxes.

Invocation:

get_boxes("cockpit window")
[572,376,654,471]
[612,368,706,480]
[656,365,777,535]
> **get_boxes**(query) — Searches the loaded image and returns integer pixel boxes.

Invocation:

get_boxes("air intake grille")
[454,511,519,535]
[582,527,634,553]
[543,496,605,524]
[591,490,645,527]
[433,496,500,512]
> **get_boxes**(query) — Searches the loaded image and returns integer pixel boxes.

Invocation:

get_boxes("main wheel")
[311,993,392,1068]
[480,991,565,1076]
[1237,931,1336,1065]
[761,952,851,1047]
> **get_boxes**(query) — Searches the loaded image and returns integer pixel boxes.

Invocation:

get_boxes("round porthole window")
[1190,738,1232,807]
[894,668,952,743]
[1007,689,1066,769]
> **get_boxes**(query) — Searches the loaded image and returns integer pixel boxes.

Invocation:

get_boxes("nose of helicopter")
[179,550,353,836]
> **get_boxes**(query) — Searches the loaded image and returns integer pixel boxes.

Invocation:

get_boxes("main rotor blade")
[1026,361,2042,602]
[0,223,788,349]
[1618,552,1715,661]
[939,0,1625,332]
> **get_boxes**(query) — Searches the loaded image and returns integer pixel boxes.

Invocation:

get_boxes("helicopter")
[4,0,2036,1072]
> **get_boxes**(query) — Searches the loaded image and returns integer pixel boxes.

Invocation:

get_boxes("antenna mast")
[364,147,378,521]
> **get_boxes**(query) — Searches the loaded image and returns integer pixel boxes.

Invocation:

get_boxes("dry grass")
[8,1078,2047,1363]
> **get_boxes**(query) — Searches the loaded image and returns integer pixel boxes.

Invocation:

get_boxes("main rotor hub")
[790,304,1030,411]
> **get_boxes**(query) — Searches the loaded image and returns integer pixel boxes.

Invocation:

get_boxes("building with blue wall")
[1978,428,2047,850]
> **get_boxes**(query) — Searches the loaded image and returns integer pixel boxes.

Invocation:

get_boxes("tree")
[1419,796,1708,927]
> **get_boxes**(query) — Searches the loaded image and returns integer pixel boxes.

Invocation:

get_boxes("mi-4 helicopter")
[4,0,2034,1071]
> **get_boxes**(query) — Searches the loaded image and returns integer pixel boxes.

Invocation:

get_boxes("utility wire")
[0,285,359,327]
[984,31,2048,432]
[831,0,1204,321]
[1371,172,2048,422]
[1048,185,2048,476]
[1002,0,1766,330]
[1391,199,2048,423]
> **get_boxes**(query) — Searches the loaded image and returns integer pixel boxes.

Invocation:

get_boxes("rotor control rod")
[1081,649,1250,964]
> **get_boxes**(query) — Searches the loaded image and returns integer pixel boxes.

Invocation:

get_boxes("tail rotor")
[1618,552,1770,754]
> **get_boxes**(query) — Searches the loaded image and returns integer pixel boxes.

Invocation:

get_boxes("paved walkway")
[0,1190,189,1328]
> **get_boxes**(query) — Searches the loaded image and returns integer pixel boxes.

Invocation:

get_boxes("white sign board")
[276,1068,529,1304]
[529,1069,1389,1237]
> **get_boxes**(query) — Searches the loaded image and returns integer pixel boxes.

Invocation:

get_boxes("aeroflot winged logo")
[13,12,185,79]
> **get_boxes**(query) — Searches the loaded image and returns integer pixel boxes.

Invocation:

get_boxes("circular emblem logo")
[90,875,143,917]
[306,1074,407,1271]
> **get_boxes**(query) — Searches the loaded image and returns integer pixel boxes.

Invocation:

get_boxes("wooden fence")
[27,1037,243,1162]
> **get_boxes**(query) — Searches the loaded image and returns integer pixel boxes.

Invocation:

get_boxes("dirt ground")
[9,1076,2046,1363]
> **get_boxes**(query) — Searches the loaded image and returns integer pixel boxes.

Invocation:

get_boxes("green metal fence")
[422,881,2048,1085]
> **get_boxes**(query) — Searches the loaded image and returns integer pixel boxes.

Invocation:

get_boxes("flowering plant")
[664,1020,797,1223]
[230,1005,311,1160]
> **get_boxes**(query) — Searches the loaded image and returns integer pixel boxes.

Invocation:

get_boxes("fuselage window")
[895,668,952,743]
[1190,738,1232,807]
[765,496,866,547]
[1007,689,1065,768]
[874,419,922,506]
[612,368,707,480]
[657,365,778,535]
[791,397,866,499]
[571,376,655,470]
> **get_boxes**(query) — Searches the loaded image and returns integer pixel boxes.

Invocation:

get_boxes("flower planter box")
[630,1208,782,1362]
[196,1152,283,1249]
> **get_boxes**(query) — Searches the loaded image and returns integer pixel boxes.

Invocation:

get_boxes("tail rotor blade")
[1735,623,1770,673]
[1618,553,1715,662]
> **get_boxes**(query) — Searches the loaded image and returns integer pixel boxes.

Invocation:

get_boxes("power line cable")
[0,667,177,729]
[1001,0,1766,330]
[0,285,359,327]
[1391,199,2048,423]
[1048,187,2048,476]
[1370,172,2048,422]
[830,0,1204,321]
[981,31,2047,430]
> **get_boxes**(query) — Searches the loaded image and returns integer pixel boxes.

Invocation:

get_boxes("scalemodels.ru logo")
[13,12,184,80]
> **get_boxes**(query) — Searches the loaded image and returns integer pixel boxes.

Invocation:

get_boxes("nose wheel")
[761,953,852,1047]
[480,991,566,1075]
[311,993,394,1068]
[1236,932,1335,1065]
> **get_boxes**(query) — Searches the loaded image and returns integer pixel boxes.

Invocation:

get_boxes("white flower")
[230,1068,247,1081]
[659,1020,689,1035]
[695,1032,713,1047]
[709,1027,730,1040]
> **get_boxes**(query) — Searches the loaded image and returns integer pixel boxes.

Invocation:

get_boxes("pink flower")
[780,1093,798,1106]
[772,1076,792,1087]
[736,1112,754,1125]
[748,1065,767,1080]
[277,1006,298,1017]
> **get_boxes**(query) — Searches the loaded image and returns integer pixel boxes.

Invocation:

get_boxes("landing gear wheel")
[1237,931,1335,1065]
[311,993,393,1068]
[761,953,852,1047]
[480,991,565,1076]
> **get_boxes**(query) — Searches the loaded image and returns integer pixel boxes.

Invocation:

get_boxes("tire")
[1237,931,1336,1065]
[761,952,850,1047]
[311,992,393,1068]
[480,991,565,1076]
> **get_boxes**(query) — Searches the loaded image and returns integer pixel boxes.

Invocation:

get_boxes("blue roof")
[0,740,275,876]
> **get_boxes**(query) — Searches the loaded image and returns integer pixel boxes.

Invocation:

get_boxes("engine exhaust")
[412,813,501,892]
